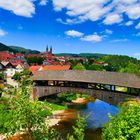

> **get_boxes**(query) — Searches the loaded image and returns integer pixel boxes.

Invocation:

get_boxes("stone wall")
[32,86,139,105]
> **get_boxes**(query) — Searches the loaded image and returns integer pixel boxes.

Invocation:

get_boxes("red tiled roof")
[0,51,15,61]
[42,65,70,71]
[26,54,42,58]
[66,62,72,65]
[29,66,42,74]
[10,60,22,66]
[16,53,25,57]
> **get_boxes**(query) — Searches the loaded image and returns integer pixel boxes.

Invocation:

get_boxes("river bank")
[45,97,88,126]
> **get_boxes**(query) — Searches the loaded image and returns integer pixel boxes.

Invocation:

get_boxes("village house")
[0,61,25,87]
[26,54,43,58]
[29,64,71,75]
[0,51,15,61]
[3,61,24,78]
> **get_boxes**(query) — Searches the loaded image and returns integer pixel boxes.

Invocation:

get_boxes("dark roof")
[33,70,140,89]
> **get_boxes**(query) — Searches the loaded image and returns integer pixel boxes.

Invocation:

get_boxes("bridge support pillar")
[127,87,131,94]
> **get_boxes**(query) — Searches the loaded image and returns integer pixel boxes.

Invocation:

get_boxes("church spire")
[46,45,48,52]
[50,46,52,53]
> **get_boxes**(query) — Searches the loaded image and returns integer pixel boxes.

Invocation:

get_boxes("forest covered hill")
[0,42,40,54]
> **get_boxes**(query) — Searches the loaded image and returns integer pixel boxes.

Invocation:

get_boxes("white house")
[4,64,24,87]
[5,68,16,78]
[16,64,24,73]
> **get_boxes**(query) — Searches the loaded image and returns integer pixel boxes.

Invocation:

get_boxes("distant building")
[0,51,15,61]
[45,46,52,62]
[1,60,24,78]
[26,45,53,59]
[15,53,26,61]
[15,64,24,73]
[5,67,16,78]
[1,61,13,68]
[29,65,71,75]
[42,65,71,71]
[26,54,42,58]
[29,66,42,75]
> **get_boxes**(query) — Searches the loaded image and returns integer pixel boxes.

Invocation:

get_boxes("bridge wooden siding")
[32,70,140,104]
[33,70,140,89]
[32,86,137,105]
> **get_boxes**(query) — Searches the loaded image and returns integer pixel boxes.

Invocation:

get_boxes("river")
[52,98,119,140]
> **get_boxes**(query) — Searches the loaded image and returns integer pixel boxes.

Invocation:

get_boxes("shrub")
[102,100,140,140]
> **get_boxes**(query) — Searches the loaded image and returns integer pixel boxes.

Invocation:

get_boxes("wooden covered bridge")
[32,70,140,104]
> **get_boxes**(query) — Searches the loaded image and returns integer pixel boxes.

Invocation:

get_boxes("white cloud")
[0,29,7,36]
[125,21,133,26]
[135,22,140,29]
[52,0,140,26]
[120,0,137,4]
[39,0,47,6]
[125,4,140,19]
[103,14,122,25]
[56,18,83,25]
[56,18,67,24]
[105,29,113,34]
[65,30,84,37]
[111,38,128,42]
[81,33,103,42]
[0,0,35,17]
[53,0,112,23]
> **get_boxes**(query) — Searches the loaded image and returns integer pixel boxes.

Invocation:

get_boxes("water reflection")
[55,99,119,140]
[80,99,119,128]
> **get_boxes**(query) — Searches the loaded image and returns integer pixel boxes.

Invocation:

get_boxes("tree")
[67,114,87,140]
[102,100,140,140]
[0,77,57,140]
[73,64,86,70]
[86,64,104,71]
[12,72,21,81]
[99,55,140,73]
[0,72,4,80]
[120,63,140,76]
[27,57,45,65]
[22,68,31,76]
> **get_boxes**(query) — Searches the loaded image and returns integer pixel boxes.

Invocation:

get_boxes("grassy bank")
[43,101,68,111]
[102,98,140,140]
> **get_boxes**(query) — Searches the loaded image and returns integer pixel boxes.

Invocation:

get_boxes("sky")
[0,0,140,59]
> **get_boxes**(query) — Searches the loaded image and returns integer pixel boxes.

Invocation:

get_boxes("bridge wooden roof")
[33,70,140,89]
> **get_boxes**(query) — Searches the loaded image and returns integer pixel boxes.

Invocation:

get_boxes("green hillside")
[79,53,107,58]
[55,53,107,58]
[10,46,40,54]
[0,43,16,52]
[55,53,79,57]
[0,42,40,54]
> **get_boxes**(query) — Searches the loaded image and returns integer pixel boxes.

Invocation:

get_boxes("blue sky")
[0,0,140,59]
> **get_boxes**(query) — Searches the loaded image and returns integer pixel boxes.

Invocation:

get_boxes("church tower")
[46,45,48,53]
[45,45,52,61]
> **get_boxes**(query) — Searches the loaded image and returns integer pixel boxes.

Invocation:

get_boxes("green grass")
[44,101,68,111]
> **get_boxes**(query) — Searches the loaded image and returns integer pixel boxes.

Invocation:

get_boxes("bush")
[0,73,4,79]
[58,92,77,102]
[12,72,21,81]
[67,114,87,140]
[73,65,86,70]
[102,100,140,140]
